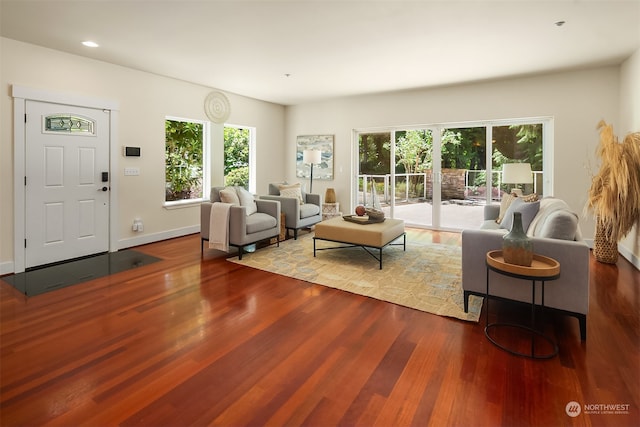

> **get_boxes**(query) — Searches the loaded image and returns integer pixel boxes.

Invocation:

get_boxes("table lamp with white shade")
[303,149,321,193]
[502,163,533,196]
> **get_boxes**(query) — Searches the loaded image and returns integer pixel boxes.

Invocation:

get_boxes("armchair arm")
[261,195,300,221]
[305,193,321,206]
[200,202,213,238]
[256,199,280,219]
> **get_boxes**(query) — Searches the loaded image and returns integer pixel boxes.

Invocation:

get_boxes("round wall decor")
[204,91,230,123]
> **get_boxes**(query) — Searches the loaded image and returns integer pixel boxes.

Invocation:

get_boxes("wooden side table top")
[486,250,560,279]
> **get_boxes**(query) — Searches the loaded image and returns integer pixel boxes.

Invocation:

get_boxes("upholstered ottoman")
[313,217,405,269]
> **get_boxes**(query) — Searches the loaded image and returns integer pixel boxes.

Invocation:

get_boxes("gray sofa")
[461,197,590,340]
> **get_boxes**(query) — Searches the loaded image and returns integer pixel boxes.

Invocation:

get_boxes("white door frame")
[12,85,120,273]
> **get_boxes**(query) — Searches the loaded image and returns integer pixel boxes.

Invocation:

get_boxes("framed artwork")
[296,135,334,180]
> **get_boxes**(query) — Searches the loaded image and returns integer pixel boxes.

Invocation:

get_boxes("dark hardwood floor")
[1,230,638,426]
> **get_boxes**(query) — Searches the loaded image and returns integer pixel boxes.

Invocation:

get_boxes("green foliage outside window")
[359,124,543,199]
[224,127,250,188]
[165,119,204,201]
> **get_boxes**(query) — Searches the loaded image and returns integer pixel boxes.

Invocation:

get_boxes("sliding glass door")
[438,125,487,229]
[356,129,436,228]
[354,118,551,231]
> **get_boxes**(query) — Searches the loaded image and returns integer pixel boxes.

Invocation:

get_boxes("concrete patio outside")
[380,200,487,231]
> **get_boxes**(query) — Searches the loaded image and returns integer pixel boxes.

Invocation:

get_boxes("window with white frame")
[165,117,210,203]
[224,125,256,192]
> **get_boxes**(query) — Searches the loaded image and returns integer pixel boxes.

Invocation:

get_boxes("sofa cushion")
[246,212,277,234]
[537,210,579,240]
[270,182,308,197]
[300,202,320,219]
[278,183,304,204]
[528,198,579,240]
[496,192,517,223]
[500,198,540,232]
[236,187,258,216]
[219,187,240,205]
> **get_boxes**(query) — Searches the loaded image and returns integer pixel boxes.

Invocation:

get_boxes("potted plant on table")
[586,121,640,264]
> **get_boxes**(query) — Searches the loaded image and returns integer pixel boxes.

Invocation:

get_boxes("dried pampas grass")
[586,121,640,243]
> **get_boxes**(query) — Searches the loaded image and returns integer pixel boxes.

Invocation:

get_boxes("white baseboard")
[117,225,200,250]
[0,261,15,275]
[618,245,640,270]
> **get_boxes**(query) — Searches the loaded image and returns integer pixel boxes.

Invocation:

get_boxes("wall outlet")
[133,219,143,232]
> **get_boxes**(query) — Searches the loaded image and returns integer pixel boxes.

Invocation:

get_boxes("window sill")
[163,198,204,210]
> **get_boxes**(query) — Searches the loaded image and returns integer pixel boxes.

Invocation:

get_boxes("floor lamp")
[303,149,321,193]
[502,163,533,196]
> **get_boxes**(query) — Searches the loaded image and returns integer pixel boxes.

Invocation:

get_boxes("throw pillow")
[219,187,240,206]
[537,210,579,241]
[500,198,540,232]
[521,193,539,202]
[278,183,304,205]
[496,192,517,224]
[236,187,258,216]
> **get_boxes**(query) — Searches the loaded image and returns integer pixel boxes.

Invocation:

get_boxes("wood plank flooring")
[1,230,638,426]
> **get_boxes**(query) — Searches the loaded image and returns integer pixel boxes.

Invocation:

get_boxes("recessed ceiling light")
[82,41,99,48]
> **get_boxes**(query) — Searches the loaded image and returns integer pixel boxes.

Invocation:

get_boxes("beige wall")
[2,36,637,272]
[618,48,640,267]
[0,38,285,273]
[285,66,623,253]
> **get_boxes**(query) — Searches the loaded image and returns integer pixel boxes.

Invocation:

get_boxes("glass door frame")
[351,116,553,231]
[352,125,440,227]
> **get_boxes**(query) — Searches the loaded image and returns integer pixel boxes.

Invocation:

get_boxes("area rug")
[228,232,482,322]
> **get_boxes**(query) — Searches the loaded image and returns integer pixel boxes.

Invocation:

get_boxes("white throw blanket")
[209,203,232,252]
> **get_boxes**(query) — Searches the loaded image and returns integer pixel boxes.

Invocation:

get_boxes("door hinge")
[24,113,27,123]
[24,176,27,186]
[24,239,27,248]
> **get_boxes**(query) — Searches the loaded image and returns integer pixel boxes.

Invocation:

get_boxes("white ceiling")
[1,0,639,105]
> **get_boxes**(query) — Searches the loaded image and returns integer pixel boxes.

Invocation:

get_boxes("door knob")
[98,186,108,192]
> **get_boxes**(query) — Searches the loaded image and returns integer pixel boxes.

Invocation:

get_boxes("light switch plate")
[124,167,140,176]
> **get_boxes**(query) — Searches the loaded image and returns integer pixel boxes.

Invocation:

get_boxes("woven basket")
[594,220,618,264]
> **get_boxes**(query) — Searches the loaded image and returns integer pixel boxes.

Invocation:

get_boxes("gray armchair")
[260,183,322,239]
[201,187,281,259]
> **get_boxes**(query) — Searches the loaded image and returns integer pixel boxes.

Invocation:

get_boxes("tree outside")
[359,124,543,202]
[224,127,250,188]
[165,119,204,201]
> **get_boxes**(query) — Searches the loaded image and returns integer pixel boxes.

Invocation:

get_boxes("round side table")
[484,250,561,359]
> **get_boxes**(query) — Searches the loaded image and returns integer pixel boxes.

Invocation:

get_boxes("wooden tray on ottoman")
[342,215,385,225]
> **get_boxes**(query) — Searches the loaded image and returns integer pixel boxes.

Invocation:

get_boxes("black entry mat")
[2,250,161,296]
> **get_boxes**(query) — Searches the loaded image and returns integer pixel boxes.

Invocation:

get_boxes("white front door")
[25,100,110,268]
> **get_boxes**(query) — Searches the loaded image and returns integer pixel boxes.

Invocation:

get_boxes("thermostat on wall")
[123,146,141,157]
